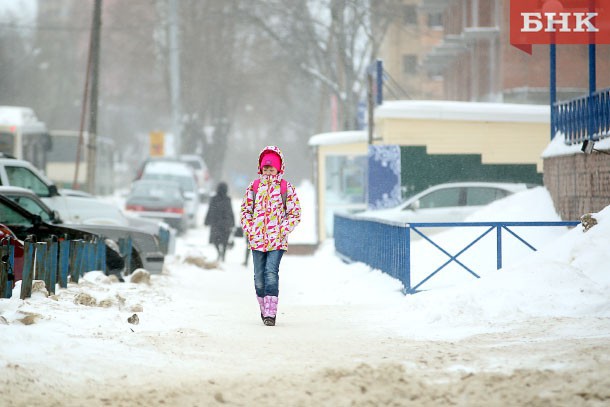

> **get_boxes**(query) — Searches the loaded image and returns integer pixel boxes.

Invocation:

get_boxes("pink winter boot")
[262,296,278,326]
[257,297,264,322]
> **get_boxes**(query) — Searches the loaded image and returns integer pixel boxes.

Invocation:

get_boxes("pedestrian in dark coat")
[204,182,235,262]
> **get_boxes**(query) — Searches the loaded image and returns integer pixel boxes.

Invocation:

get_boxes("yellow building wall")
[376,118,549,172]
[315,143,368,242]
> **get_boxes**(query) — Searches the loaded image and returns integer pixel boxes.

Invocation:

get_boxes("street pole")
[168,0,182,155]
[87,0,102,194]
[367,73,374,145]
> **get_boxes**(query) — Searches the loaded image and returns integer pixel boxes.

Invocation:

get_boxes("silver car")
[125,179,189,234]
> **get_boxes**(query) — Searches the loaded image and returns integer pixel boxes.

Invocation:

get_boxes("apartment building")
[380,0,610,104]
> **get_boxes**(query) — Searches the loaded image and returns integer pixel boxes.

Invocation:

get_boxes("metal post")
[20,239,35,299]
[376,59,383,106]
[46,239,58,294]
[169,0,182,154]
[0,245,7,299]
[69,240,81,284]
[87,0,102,194]
[96,239,103,271]
[1,243,15,299]
[87,241,96,273]
[496,225,502,270]
[405,226,411,293]
[589,43,597,139]
[35,242,47,288]
[59,240,70,288]
[367,73,374,145]
[550,44,557,139]
[119,237,132,274]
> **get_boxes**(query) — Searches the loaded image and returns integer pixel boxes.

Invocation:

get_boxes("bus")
[0,106,51,170]
[46,130,116,195]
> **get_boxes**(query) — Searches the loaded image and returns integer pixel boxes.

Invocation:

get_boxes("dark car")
[0,187,165,274]
[0,194,125,281]
[125,179,189,233]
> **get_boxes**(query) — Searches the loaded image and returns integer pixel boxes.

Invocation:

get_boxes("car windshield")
[5,166,51,197]
[7,196,53,222]
[132,183,182,199]
[0,200,33,226]
[184,160,202,170]
[141,173,195,192]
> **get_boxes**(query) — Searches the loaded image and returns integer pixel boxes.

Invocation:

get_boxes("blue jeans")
[252,249,285,297]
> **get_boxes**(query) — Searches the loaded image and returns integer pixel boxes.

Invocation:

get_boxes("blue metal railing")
[334,213,579,294]
[555,87,610,144]
[404,221,579,293]
[0,235,134,299]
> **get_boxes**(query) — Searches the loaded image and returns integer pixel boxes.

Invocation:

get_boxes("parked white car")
[355,182,533,225]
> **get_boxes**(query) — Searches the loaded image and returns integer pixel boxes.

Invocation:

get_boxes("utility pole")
[168,0,182,155]
[87,0,102,194]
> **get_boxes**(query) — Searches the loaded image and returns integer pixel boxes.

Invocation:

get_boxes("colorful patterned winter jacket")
[240,146,301,252]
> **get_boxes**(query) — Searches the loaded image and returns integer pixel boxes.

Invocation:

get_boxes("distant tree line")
[0,0,401,186]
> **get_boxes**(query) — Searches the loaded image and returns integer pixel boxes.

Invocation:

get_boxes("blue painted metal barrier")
[405,221,580,293]
[0,236,119,300]
[59,240,70,288]
[158,227,170,255]
[0,237,15,299]
[119,237,132,273]
[20,238,35,299]
[334,213,580,295]
[334,214,409,287]
[555,87,610,144]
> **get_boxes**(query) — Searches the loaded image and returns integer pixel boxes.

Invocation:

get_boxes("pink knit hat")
[259,151,281,172]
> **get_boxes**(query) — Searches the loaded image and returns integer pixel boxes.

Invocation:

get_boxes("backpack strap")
[252,179,287,209]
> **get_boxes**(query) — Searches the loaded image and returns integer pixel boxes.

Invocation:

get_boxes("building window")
[402,54,417,74]
[403,5,417,25]
[428,12,442,28]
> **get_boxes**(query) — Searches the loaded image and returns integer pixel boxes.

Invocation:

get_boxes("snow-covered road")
[2,232,609,406]
[2,189,610,406]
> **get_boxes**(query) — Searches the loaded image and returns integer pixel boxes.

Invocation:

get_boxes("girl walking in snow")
[240,146,301,326]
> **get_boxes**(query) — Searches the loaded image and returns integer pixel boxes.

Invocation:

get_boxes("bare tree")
[239,0,401,131]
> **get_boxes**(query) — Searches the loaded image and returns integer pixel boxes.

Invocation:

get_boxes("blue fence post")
[96,238,106,273]
[35,242,47,289]
[496,224,502,270]
[20,238,36,299]
[158,227,169,254]
[0,238,15,299]
[46,238,58,295]
[87,241,96,273]
[376,59,383,105]
[119,237,132,274]
[405,225,411,293]
[0,245,8,299]
[59,240,70,288]
[7,243,14,297]
[81,241,89,277]
[550,43,556,139]
[69,240,81,284]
